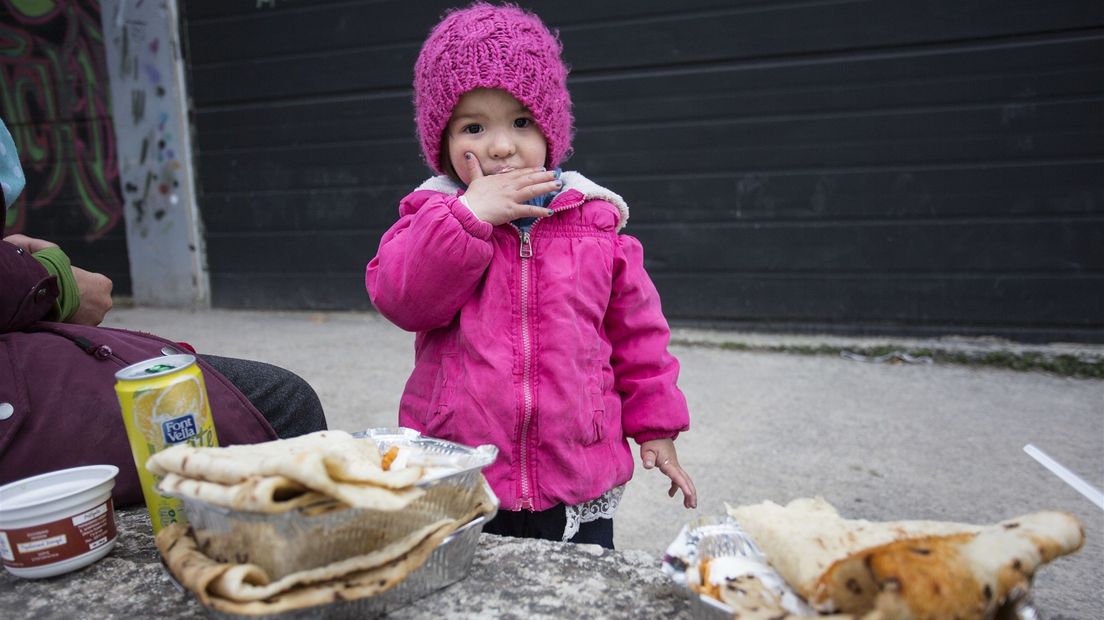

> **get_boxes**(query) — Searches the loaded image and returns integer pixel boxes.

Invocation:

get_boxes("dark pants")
[201,354,327,438]
[483,506,614,549]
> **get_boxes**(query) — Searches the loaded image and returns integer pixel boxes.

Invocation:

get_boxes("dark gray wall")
[181,0,1104,343]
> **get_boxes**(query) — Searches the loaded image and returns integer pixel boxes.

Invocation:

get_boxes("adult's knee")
[268,368,328,438]
[202,354,328,439]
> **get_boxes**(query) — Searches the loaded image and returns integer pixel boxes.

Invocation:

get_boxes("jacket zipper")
[45,324,185,369]
[517,237,534,510]
[513,195,582,511]
[72,334,131,367]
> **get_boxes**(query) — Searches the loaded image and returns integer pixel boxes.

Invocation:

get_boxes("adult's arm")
[2,234,113,326]
[0,237,58,332]
[26,246,80,321]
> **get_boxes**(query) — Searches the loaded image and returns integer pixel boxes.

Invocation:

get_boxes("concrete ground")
[104,307,1103,618]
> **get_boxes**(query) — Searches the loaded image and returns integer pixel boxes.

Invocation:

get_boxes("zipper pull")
[519,230,533,258]
[73,336,113,359]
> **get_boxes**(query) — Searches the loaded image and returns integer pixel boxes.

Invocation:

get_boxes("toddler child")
[366,2,696,549]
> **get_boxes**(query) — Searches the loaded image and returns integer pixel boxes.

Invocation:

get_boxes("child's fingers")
[682,473,699,509]
[512,203,556,218]
[661,461,698,509]
[678,483,697,509]
[502,166,549,180]
[517,179,562,201]
[641,448,659,469]
[464,152,484,180]
[671,476,697,509]
[505,168,554,188]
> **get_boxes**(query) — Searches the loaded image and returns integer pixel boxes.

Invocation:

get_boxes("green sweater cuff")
[32,246,80,322]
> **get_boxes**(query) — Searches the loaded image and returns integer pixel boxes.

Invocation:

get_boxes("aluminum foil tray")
[662,514,813,619]
[166,512,491,620]
[165,428,498,580]
[354,427,499,490]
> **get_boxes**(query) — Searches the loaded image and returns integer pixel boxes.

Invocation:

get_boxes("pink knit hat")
[414,3,573,174]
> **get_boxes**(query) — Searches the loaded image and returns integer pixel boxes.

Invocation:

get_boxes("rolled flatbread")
[727,498,1084,619]
[821,511,1084,619]
[726,497,983,605]
[148,430,424,510]
[159,472,332,513]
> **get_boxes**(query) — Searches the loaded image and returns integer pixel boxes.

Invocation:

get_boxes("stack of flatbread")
[704,497,1084,620]
[148,430,425,513]
[150,430,497,615]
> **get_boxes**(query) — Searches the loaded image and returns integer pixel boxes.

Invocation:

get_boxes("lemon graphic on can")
[133,376,206,446]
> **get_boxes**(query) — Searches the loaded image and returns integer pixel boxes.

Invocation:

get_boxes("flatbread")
[714,573,790,619]
[822,511,1084,619]
[159,473,333,513]
[715,577,855,619]
[726,497,983,606]
[727,498,1084,618]
[148,430,425,510]
[158,519,451,615]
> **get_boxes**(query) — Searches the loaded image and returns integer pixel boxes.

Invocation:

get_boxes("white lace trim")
[562,485,624,542]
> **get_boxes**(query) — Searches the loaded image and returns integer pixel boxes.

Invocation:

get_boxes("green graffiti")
[10,0,57,19]
[0,3,122,239]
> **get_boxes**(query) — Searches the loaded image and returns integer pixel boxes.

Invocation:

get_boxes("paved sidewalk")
[104,307,1104,618]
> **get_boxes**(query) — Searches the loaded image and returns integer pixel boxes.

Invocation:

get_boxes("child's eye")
[514,118,532,128]
[462,124,483,134]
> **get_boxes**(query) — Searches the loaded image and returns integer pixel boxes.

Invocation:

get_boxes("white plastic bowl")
[0,465,120,579]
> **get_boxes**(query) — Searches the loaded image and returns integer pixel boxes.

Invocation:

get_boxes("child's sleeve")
[366,191,495,332]
[606,233,690,443]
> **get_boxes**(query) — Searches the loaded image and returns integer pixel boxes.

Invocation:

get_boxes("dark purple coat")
[0,240,277,505]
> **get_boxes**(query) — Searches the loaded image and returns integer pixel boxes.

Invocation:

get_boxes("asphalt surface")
[103,307,1104,618]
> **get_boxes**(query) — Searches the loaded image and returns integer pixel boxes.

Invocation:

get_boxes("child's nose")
[488,131,515,159]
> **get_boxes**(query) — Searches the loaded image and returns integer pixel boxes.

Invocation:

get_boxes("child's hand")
[460,152,560,226]
[640,438,698,509]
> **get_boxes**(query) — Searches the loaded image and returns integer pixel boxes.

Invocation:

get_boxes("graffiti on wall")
[100,0,209,305]
[0,0,123,238]
[112,10,185,239]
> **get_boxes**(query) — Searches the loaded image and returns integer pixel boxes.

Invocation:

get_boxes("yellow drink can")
[114,354,219,533]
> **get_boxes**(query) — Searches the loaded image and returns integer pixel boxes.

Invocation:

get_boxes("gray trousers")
[200,354,327,438]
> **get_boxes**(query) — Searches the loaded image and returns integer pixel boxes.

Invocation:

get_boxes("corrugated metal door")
[181,0,1104,342]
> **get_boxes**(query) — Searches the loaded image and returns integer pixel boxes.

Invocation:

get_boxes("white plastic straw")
[1023,444,1104,511]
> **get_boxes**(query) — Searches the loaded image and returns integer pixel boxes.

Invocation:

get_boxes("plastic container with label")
[0,465,120,579]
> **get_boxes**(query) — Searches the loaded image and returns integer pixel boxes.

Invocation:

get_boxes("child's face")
[442,88,548,185]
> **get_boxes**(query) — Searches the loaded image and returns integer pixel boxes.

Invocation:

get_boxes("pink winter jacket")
[365,172,689,511]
